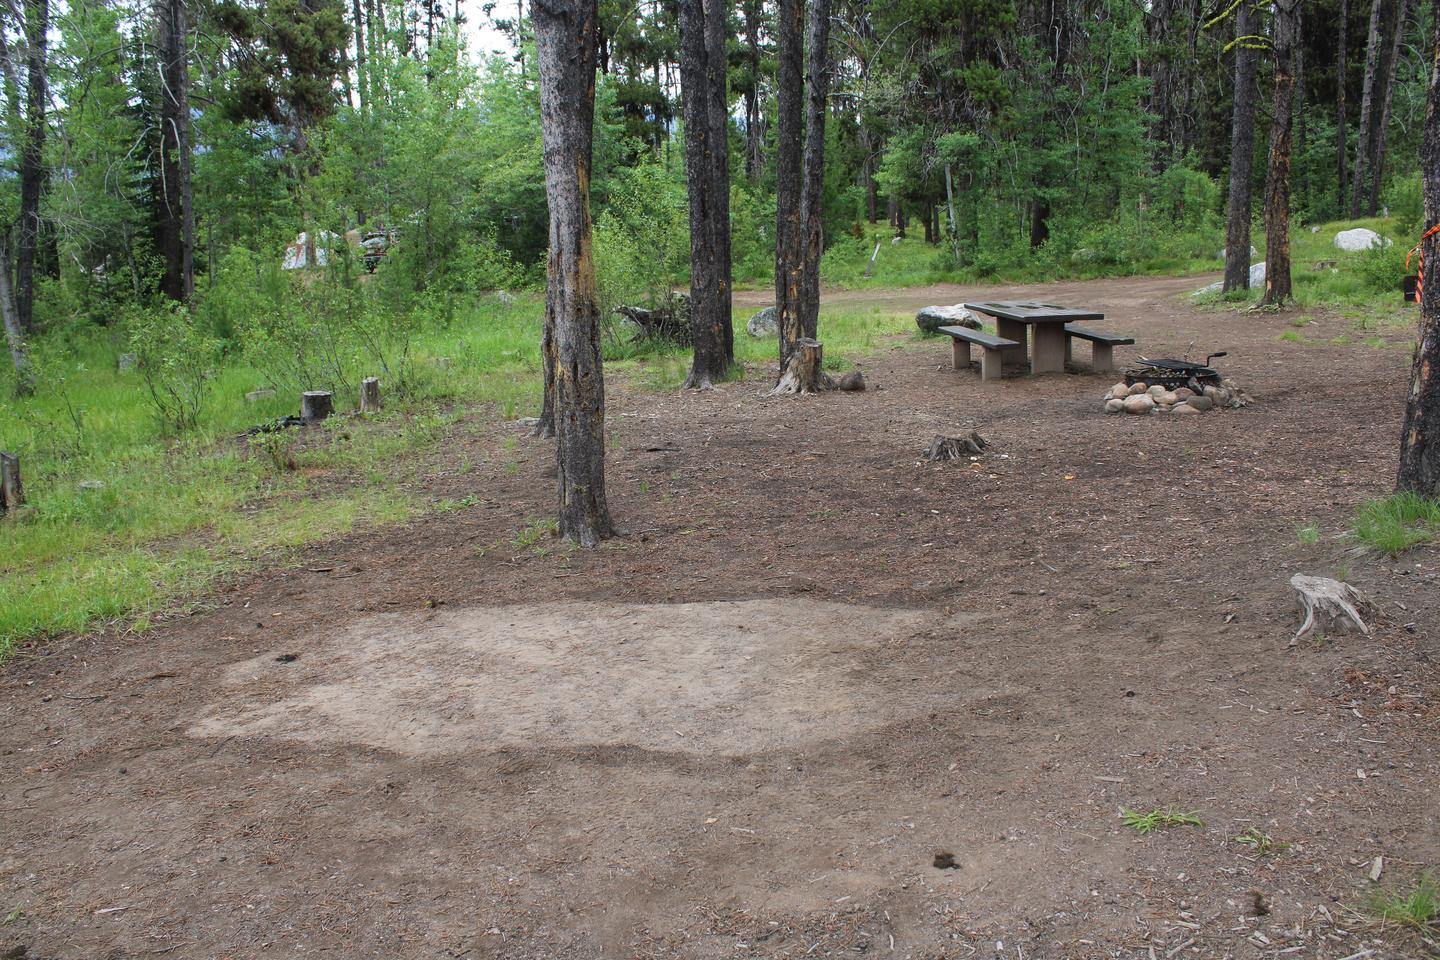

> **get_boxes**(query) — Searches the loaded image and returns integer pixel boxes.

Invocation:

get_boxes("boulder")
[1104,398,1125,414]
[1109,381,1128,398]
[1127,382,1149,396]
[1188,394,1215,412]
[1172,402,1200,415]
[1193,261,1265,295]
[1174,387,1194,400]
[1159,390,1179,406]
[1123,394,1155,415]
[746,306,779,337]
[916,305,982,334]
[1333,227,1390,252]
[1147,384,1166,399]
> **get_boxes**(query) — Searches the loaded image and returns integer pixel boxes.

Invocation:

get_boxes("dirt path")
[3,274,1438,959]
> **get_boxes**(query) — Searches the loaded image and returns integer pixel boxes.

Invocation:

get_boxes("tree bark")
[157,0,195,303]
[1396,0,1440,494]
[1351,0,1386,218]
[1339,0,1350,216]
[1370,0,1409,213]
[352,0,368,112]
[678,0,733,388]
[533,0,616,546]
[774,0,805,370]
[0,237,33,395]
[1223,0,1259,293]
[16,0,48,334]
[742,0,764,180]
[1261,0,1300,307]
[797,0,830,341]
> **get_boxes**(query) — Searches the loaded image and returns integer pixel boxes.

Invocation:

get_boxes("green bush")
[1353,492,1440,553]
[1354,240,1409,294]
[126,301,220,434]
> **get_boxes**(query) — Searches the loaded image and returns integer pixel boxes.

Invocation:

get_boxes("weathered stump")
[360,377,381,413]
[773,338,831,395]
[1,452,23,513]
[925,432,988,461]
[1290,574,1370,640]
[301,390,334,425]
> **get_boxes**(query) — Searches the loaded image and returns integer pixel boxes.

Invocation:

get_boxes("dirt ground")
[3,273,1439,959]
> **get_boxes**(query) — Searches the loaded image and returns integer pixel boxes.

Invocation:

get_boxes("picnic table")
[962,300,1106,375]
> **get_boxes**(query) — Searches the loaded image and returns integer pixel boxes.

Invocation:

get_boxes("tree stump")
[301,390,334,425]
[1290,574,1370,640]
[1,452,23,513]
[925,432,987,461]
[360,377,381,413]
[773,338,831,395]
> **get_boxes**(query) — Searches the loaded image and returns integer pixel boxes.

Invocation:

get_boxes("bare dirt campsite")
[2,275,1437,959]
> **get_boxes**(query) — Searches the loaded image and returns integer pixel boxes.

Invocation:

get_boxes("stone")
[245,388,277,403]
[1174,387,1194,400]
[1171,402,1200,415]
[1188,394,1215,412]
[78,479,106,491]
[1333,227,1390,252]
[1104,398,1125,414]
[833,370,867,391]
[1109,381,1128,397]
[1147,384,1166,399]
[117,352,138,373]
[1123,394,1155,415]
[1159,391,1179,406]
[1193,261,1265,295]
[495,289,517,306]
[746,306,779,337]
[916,305,982,334]
[1127,382,1149,396]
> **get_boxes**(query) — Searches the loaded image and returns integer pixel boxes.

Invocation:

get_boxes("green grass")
[1120,807,1203,835]
[1368,874,1440,933]
[1297,524,1320,546]
[1353,491,1440,554]
[1233,827,1288,853]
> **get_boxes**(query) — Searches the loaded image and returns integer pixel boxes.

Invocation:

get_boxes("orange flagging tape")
[1407,224,1440,304]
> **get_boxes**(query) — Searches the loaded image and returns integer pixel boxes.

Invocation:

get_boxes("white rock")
[1194,261,1265,295]
[1147,384,1166,399]
[1123,394,1155,415]
[1333,227,1391,251]
[1104,398,1125,414]
[1127,382,1149,396]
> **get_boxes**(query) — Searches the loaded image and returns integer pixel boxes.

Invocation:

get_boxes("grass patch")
[1368,874,1439,933]
[1353,492,1440,554]
[1233,827,1288,853]
[1120,807,1203,835]
[1297,525,1320,546]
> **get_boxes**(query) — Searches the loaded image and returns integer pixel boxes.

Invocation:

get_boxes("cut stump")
[360,377,382,413]
[773,338,833,395]
[301,390,334,425]
[1290,574,1370,640]
[925,433,988,461]
[0,451,22,513]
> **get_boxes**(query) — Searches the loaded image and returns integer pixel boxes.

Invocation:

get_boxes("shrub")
[1353,492,1440,553]
[126,301,220,434]
[1354,239,1409,294]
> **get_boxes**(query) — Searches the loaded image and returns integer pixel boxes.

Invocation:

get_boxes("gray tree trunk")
[1339,0,1350,216]
[796,0,830,341]
[1261,0,1300,307]
[1397,0,1440,494]
[1223,1,1259,293]
[1370,0,1409,213]
[1351,0,1386,218]
[157,0,194,303]
[774,0,805,371]
[533,0,616,546]
[16,0,47,333]
[0,236,32,395]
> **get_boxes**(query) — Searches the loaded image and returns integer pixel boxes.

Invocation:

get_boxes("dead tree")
[533,0,616,546]
[1397,0,1440,496]
[797,0,830,339]
[774,0,805,374]
[1223,1,1259,294]
[1260,0,1299,308]
[678,0,733,389]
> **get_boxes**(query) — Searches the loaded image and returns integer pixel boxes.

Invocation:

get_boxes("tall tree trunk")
[157,0,195,303]
[797,0,830,341]
[1351,0,1386,218]
[15,0,48,334]
[0,237,32,396]
[1261,0,1300,307]
[679,0,733,388]
[533,0,616,546]
[352,0,369,112]
[1224,0,1260,293]
[742,0,764,180]
[1339,0,1350,216]
[1396,0,1440,494]
[774,0,805,370]
[1370,0,1410,213]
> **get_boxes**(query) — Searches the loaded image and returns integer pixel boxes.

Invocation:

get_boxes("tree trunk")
[796,0,830,342]
[774,0,805,370]
[533,0,616,546]
[1351,0,1386,218]
[1339,0,1350,216]
[1224,0,1259,293]
[1397,0,1440,494]
[742,0,764,180]
[773,337,830,395]
[15,0,48,334]
[0,237,33,396]
[157,0,195,303]
[1370,0,1409,213]
[352,0,368,112]
[1261,0,1300,307]
[679,0,732,388]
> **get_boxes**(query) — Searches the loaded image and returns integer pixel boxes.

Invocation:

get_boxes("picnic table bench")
[1062,324,1134,373]
[952,301,1131,375]
[937,325,1017,381]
